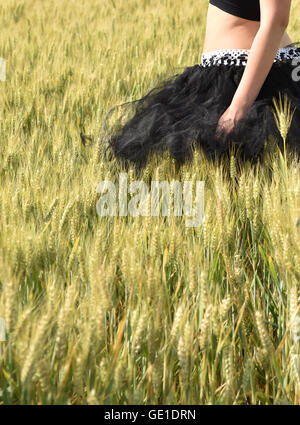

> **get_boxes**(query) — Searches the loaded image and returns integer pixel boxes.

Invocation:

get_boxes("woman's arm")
[217,0,292,135]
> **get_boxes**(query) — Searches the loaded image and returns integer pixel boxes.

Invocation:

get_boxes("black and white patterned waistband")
[201,46,300,67]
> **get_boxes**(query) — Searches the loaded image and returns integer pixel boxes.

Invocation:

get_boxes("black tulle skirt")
[99,43,300,169]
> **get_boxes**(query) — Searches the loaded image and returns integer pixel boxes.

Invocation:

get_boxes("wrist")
[230,97,253,111]
[229,97,252,116]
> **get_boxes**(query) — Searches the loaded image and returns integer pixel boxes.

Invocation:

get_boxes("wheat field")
[0,0,299,405]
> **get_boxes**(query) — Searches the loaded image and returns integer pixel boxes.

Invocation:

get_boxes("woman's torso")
[203,2,293,53]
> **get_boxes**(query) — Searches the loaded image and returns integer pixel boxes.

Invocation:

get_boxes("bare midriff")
[203,4,293,53]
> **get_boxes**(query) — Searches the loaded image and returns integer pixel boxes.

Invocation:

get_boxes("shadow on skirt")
[97,42,300,170]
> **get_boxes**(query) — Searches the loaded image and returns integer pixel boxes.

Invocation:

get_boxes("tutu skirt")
[102,43,300,169]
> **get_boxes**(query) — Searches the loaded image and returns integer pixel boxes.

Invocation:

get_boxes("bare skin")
[202,1,293,136]
[203,4,292,52]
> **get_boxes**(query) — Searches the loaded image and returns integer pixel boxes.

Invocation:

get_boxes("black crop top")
[210,0,260,22]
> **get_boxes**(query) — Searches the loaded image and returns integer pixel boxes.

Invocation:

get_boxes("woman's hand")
[216,104,249,137]
[215,0,291,140]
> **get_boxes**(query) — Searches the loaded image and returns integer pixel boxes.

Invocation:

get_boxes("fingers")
[215,125,224,140]
[216,122,230,138]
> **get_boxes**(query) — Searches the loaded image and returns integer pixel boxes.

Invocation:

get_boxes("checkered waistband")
[201,46,300,67]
